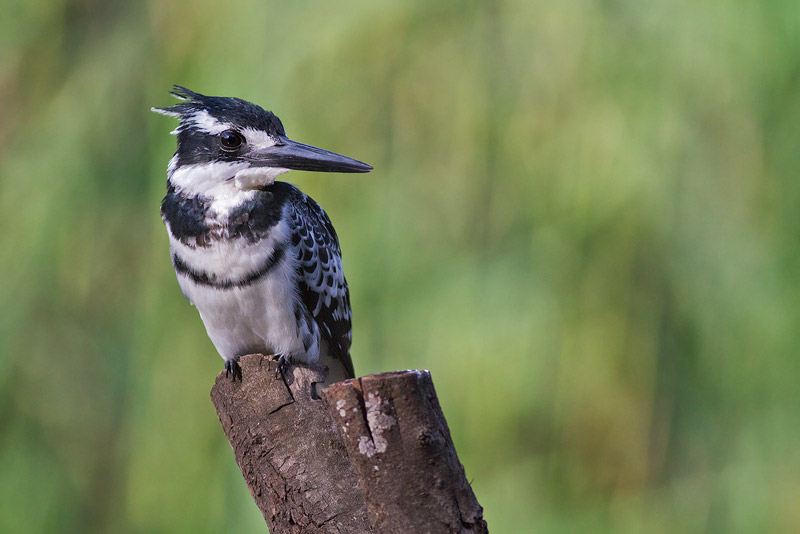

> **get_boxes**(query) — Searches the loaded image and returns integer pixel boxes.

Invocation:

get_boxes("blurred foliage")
[1,0,799,532]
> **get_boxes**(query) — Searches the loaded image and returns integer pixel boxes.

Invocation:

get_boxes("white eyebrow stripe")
[179,113,279,148]
[242,127,279,148]
[186,110,231,134]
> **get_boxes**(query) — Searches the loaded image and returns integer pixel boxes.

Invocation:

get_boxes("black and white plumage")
[153,87,370,382]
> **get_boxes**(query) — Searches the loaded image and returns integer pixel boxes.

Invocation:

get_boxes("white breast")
[168,216,289,281]
[168,219,317,364]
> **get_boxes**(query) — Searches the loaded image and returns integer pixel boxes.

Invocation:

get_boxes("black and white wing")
[287,190,355,378]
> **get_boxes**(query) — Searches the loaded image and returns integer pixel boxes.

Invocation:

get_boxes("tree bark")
[322,371,488,534]
[210,354,371,534]
[210,354,487,534]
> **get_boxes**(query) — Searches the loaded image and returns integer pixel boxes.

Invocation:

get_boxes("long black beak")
[245,136,372,173]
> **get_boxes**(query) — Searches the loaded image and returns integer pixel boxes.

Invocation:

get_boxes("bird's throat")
[234,167,290,191]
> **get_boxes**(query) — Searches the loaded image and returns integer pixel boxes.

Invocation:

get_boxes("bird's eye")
[220,130,244,150]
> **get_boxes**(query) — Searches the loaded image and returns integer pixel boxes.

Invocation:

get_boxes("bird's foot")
[224,358,242,381]
[273,354,292,379]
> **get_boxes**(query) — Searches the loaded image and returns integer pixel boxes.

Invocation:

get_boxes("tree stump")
[210,355,370,533]
[210,353,488,534]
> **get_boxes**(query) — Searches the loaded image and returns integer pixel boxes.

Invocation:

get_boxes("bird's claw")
[225,358,242,381]
[274,354,291,379]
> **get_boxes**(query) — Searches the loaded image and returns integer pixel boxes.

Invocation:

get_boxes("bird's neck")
[161,175,293,249]
[167,155,289,197]
[167,160,255,208]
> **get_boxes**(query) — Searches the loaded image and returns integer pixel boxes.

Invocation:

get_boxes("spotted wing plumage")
[288,191,355,378]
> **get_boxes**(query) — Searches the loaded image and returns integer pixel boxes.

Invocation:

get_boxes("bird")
[152,86,371,383]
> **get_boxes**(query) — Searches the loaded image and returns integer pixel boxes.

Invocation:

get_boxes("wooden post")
[210,354,488,534]
[210,354,371,533]
[322,371,488,534]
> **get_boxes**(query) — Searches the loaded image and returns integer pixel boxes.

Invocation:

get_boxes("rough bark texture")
[322,371,488,534]
[210,354,487,534]
[210,354,371,534]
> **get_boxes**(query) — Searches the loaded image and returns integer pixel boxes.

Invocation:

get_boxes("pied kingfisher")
[152,86,371,383]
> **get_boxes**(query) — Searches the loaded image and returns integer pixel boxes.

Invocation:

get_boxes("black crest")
[152,86,286,136]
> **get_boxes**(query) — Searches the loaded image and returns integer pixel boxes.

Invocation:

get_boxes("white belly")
[168,220,320,364]
[182,262,310,361]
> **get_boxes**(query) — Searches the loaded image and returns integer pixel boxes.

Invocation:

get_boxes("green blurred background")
[2,0,799,532]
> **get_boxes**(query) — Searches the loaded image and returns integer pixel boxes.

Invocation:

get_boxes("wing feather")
[288,191,354,378]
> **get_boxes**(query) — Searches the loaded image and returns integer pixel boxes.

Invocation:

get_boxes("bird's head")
[152,86,371,195]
